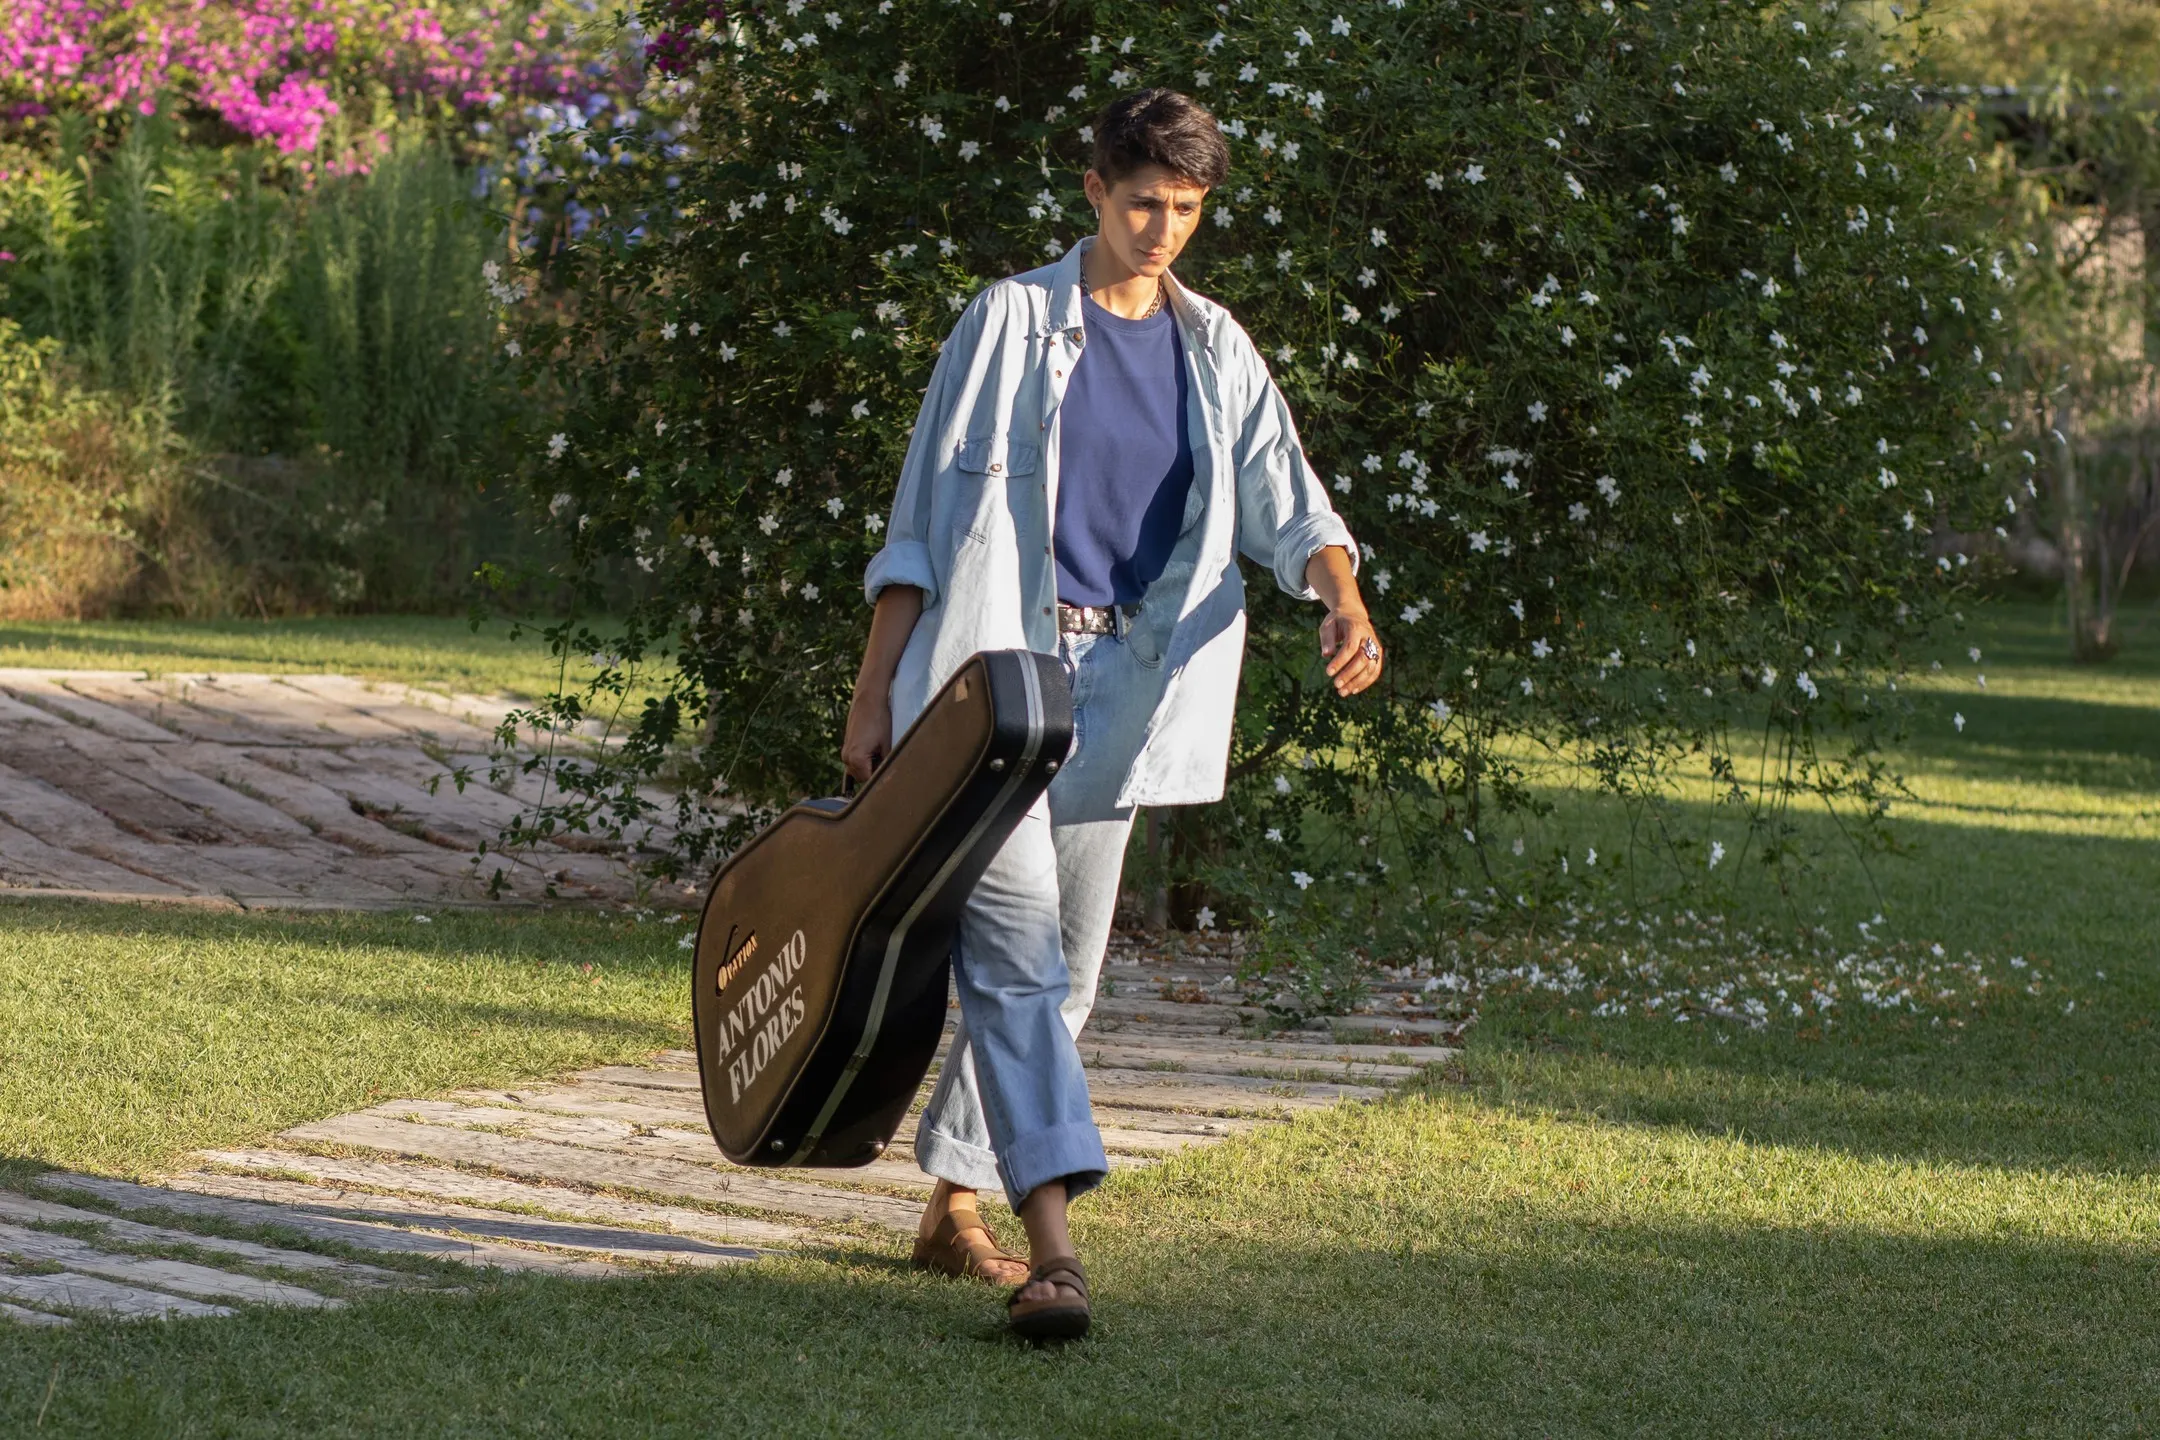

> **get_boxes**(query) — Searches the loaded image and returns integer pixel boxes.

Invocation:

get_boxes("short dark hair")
[1090,89,1230,190]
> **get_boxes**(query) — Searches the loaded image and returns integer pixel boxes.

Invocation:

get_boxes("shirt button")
[989,462,1003,473]
[1068,329,1083,343]
[1054,370,1063,379]
[1042,606,1052,615]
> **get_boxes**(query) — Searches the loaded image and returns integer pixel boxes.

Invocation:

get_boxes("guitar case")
[690,649,1074,1168]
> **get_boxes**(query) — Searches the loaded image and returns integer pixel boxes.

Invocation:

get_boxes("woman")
[843,88,1382,1339]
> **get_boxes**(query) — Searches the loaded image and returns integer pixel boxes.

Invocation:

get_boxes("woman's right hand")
[841,690,892,785]
[842,583,924,787]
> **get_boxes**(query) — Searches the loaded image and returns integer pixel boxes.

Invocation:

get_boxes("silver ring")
[1360,637,1380,662]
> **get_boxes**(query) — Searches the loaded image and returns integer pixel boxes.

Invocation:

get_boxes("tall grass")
[0,320,184,619]
[0,121,545,616]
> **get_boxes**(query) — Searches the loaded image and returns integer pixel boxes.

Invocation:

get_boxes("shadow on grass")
[1895,689,2160,792]
[1456,995,2160,1178]
[0,1173,2153,1435]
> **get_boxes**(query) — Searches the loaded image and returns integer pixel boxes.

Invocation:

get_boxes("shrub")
[505,0,2004,945]
[0,318,180,618]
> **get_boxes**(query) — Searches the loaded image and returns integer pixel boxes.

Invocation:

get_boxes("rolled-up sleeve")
[1230,356,1358,600]
[863,297,988,607]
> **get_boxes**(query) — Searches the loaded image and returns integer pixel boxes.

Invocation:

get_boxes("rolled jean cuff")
[995,1120,1109,1209]
[913,1123,1003,1194]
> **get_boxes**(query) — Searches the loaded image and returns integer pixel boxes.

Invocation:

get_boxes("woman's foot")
[1008,1256,1090,1340]
[1009,1179,1090,1339]
[911,1182,1028,1285]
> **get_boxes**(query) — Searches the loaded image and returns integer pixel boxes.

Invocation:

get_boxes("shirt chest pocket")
[954,434,1041,479]
[950,433,1041,545]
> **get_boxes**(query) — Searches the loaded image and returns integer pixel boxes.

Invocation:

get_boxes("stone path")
[0,669,693,909]
[0,940,1457,1324]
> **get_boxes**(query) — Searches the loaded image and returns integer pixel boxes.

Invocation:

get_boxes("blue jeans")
[912,629,1152,1206]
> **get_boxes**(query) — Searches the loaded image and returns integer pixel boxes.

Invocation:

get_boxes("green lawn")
[0,597,2156,1436]
[0,615,588,699]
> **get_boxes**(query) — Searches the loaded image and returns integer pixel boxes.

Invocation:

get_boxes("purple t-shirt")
[1053,292,1196,607]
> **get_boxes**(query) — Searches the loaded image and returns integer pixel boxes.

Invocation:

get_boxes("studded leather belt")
[1056,603,1138,636]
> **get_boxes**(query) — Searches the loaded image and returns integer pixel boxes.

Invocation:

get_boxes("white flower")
[1463,163,1486,184]
[1566,173,1586,201]
[1719,162,1739,183]
[1530,638,1552,659]
[1341,303,1361,324]
[824,497,845,518]
[1527,401,1549,422]
[758,513,779,535]
[1266,827,1284,843]
[1213,208,1233,228]
[1468,531,1491,553]
[1796,671,1819,701]
[1954,712,1966,732]
[1708,840,1726,869]
[546,432,568,460]
[1426,171,1445,190]
[1291,870,1314,890]
[548,491,573,516]
[1282,141,1300,161]
[1595,475,1620,504]
[1878,467,1898,489]
[850,398,870,420]
[1273,774,1292,795]
[1369,227,1388,248]
[1568,502,1590,522]
[1430,697,1450,721]
[1559,325,1576,347]
[718,342,739,362]
[1330,14,1350,35]
[773,320,793,338]
[1579,290,1600,306]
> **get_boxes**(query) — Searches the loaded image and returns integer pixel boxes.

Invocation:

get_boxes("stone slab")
[0,673,184,742]
[188,1151,817,1249]
[0,1222,339,1308]
[177,1171,764,1268]
[33,1175,625,1275]
[0,1299,72,1326]
[279,1113,921,1232]
[346,1101,935,1195]
[0,1193,411,1288]
[0,1268,234,1320]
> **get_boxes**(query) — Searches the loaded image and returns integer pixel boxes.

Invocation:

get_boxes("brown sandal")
[1007,1256,1090,1341]
[910,1210,1028,1285]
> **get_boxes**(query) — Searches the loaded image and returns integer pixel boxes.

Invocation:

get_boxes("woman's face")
[1083,163,1208,278]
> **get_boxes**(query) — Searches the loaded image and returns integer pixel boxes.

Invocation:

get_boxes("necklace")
[1081,265,1165,320]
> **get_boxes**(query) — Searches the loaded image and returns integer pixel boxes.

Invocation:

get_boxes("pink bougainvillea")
[0,0,611,155]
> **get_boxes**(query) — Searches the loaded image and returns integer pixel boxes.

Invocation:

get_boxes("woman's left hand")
[1318,607,1384,697]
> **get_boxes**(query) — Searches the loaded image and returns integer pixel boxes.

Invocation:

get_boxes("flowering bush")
[503,0,2004,946]
[1,0,607,164]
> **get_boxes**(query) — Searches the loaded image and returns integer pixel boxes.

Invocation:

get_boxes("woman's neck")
[1082,240,1164,320]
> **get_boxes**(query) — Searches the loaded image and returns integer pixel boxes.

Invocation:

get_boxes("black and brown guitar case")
[690,649,1074,1168]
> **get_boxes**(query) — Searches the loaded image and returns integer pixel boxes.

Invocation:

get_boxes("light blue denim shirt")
[864,235,1357,808]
